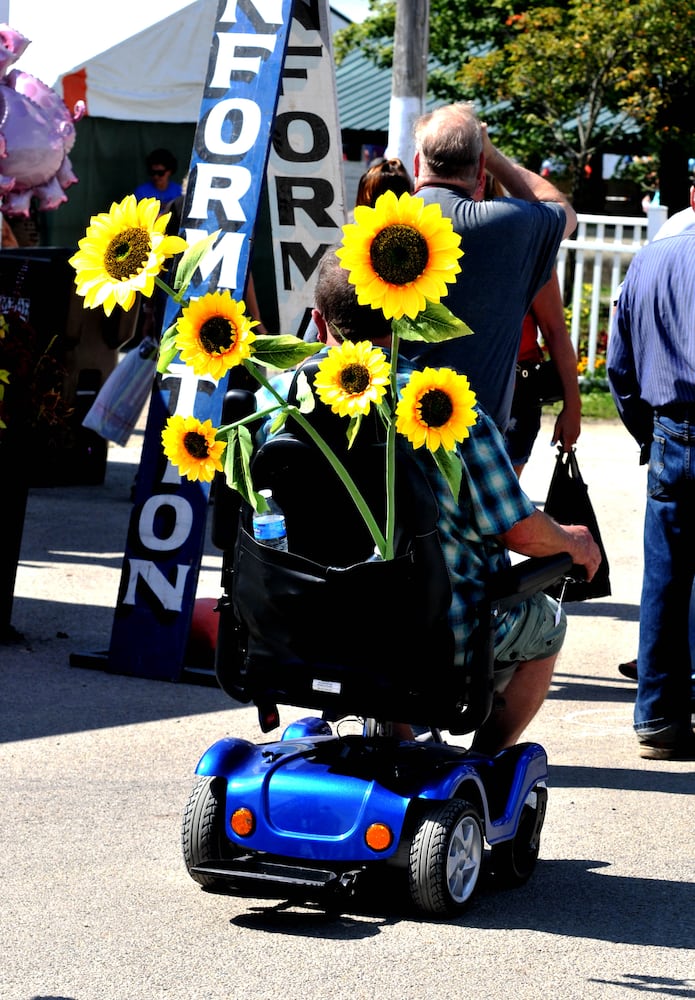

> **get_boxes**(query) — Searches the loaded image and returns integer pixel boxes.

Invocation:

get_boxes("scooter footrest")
[191,858,338,889]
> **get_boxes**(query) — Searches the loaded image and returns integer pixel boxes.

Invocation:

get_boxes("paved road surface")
[1,414,693,1000]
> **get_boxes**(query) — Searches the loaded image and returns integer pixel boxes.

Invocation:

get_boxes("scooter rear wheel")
[490,784,547,887]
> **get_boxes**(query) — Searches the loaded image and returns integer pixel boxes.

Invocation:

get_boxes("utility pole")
[385,0,430,178]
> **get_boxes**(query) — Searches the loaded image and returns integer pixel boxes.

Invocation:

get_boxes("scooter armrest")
[490,553,575,611]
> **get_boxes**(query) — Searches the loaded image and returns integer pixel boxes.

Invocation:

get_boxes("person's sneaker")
[638,733,695,760]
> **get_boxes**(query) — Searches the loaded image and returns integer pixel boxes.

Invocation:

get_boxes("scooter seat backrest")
[250,360,441,567]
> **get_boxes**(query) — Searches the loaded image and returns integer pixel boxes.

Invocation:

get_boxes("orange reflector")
[365,822,393,852]
[231,807,255,837]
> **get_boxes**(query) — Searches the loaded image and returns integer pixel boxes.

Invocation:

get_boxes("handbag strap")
[566,447,583,482]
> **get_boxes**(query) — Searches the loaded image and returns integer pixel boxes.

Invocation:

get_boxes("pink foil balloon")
[0,25,80,216]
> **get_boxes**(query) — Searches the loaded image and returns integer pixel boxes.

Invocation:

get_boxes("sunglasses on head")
[150,168,167,177]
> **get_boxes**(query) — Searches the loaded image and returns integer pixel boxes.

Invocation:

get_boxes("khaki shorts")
[492,592,566,692]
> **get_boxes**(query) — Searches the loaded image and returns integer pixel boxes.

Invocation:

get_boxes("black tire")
[490,784,547,888]
[181,775,234,889]
[408,800,484,916]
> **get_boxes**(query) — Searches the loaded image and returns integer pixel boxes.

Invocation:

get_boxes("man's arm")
[499,509,602,580]
[482,127,577,239]
[607,293,654,457]
[531,273,582,451]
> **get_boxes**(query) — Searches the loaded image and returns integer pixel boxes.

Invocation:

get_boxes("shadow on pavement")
[0,652,234,744]
[546,671,637,704]
[469,857,694,949]
[548,762,693,795]
[564,600,640,622]
[221,855,693,951]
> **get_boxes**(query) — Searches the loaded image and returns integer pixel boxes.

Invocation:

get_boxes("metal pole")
[384,0,429,177]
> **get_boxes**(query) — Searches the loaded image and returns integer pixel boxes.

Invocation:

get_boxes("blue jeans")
[636,413,695,741]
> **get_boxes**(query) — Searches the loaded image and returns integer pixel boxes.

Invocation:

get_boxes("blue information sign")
[104,0,347,682]
[107,0,295,680]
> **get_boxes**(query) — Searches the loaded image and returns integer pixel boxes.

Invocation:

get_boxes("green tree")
[336,0,694,212]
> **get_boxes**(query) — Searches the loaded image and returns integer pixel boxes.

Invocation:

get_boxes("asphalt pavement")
[1,412,693,1000]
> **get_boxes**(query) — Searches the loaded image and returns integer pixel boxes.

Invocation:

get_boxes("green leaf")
[346,413,362,449]
[432,444,463,500]
[393,301,475,343]
[157,322,179,374]
[294,369,316,413]
[172,230,220,296]
[252,335,323,370]
[221,425,263,510]
[269,409,289,435]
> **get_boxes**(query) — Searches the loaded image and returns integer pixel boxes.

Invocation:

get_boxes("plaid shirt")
[256,362,536,664]
[412,403,535,662]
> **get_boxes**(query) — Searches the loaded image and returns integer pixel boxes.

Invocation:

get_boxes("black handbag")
[543,447,611,602]
[516,358,564,407]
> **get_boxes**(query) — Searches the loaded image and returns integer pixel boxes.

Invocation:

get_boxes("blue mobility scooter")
[182,371,572,917]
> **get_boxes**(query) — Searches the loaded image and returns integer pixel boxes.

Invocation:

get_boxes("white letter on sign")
[184,230,246,290]
[188,164,251,222]
[211,34,278,84]
[204,99,262,156]
[218,0,285,24]
[138,495,194,551]
[122,560,192,611]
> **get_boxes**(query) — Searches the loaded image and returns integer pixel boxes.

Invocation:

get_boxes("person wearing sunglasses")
[134,147,182,207]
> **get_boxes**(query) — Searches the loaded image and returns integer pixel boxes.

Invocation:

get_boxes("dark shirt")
[608,226,695,448]
[400,184,566,430]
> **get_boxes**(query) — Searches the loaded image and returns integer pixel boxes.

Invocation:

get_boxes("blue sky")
[332,0,370,21]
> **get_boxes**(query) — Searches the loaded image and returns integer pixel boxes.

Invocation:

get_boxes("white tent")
[23,2,357,247]
[55,0,218,123]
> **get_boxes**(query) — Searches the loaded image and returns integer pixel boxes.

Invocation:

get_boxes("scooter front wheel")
[408,799,483,916]
[181,775,236,890]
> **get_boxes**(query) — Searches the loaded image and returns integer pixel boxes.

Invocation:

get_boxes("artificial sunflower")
[313,340,390,417]
[396,367,478,452]
[69,195,187,316]
[162,414,226,483]
[176,291,257,379]
[336,190,463,320]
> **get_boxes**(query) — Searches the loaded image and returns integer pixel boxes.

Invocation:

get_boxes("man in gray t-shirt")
[402,103,576,431]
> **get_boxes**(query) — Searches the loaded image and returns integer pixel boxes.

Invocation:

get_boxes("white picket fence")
[556,205,667,375]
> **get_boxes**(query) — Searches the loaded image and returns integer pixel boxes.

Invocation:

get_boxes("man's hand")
[480,123,577,238]
[561,523,602,581]
[551,405,582,452]
[500,509,601,580]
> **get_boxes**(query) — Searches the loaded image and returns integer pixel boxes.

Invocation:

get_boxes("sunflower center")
[339,362,371,395]
[370,224,429,286]
[199,316,236,354]
[183,431,210,459]
[105,227,151,280]
[419,388,454,428]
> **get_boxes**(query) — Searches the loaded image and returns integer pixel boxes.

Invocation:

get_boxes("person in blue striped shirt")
[608,187,695,761]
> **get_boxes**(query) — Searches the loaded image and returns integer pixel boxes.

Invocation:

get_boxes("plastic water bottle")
[252,489,288,551]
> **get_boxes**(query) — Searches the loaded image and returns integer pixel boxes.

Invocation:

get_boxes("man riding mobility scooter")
[180,369,573,917]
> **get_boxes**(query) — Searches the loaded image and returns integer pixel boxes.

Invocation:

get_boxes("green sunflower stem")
[291,409,388,558]
[244,361,388,558]
[154,274,184,304]
[384,329,400,562]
